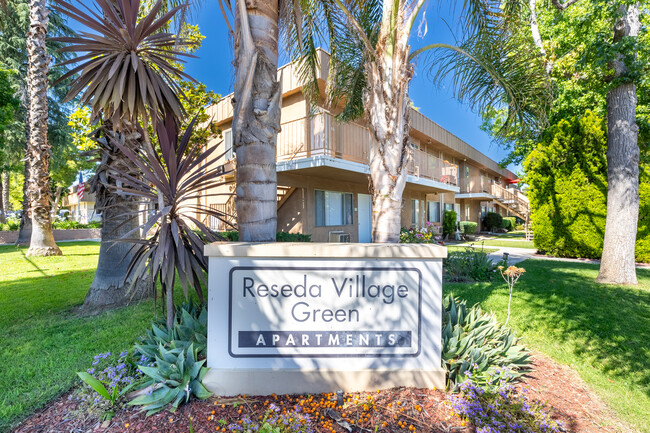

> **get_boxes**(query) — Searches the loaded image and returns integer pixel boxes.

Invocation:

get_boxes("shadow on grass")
[446,259,650,397]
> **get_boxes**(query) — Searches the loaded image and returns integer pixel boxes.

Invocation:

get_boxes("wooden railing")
[276,112,458,185]
[491,184,530,217]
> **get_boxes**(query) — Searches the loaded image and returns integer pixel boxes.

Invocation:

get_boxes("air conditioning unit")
[329,231,351,243]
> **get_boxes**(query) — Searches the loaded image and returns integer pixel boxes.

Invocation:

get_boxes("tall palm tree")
[25,0,61,256]
[53,0,194,311]
[296,0,550,242]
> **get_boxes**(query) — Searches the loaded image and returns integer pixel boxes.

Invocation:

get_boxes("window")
[444,203,454,212]
[454,203,461,221]
[315,190,353,226]
[427,201,440,223]
[224,129,234,161]
[411,199,420,226]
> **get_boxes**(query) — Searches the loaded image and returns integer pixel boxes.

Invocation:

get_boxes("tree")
[25,0,61,256]
[53,0,195,312]
[489,0,649,284]
[0,69,20,223]
[295,0,550,242]
[0,0,75,245]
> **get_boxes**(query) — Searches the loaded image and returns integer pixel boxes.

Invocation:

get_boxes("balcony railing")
[276,112,458,185]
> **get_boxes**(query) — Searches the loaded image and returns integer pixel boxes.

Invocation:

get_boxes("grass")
[0,242,162,432]
[446,245,499,254]
[445,259,650,433]
[471,239,536,249]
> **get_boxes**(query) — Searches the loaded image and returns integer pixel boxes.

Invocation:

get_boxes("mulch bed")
[13,352,635,433]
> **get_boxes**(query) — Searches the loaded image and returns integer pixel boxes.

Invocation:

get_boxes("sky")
[68,1,520,174]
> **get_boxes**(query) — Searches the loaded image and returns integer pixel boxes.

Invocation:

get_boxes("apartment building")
[201,50,529,242]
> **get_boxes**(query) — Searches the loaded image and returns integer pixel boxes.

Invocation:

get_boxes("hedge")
[459,221,477,234]
[501,217,517,231]
[443,210,457,236]
[484,212,502,231]
[524,111,649,262]
[218,231,311,242]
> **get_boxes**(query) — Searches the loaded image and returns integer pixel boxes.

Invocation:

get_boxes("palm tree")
[220,0,304,242]
[296,0,550,242]
[53,0,195,311]
[25,0,61,256]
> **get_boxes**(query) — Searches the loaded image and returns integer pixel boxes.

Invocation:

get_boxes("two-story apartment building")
[200,50,529,242]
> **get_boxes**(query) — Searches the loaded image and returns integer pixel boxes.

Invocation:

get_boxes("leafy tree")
[487,0,649,284]
[294,0,550,242]
[0,69,19,222]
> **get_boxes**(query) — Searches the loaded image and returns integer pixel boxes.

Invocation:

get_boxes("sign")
[228,266,421,357]
[204,243,446,395]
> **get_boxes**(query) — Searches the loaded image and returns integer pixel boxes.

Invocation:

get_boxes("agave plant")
[442,294,531,391]
[129,343,211,415]
[107,113,232,327]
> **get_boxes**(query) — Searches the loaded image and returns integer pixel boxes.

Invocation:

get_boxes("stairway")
[277,186,296,210]
[490,184,533,239]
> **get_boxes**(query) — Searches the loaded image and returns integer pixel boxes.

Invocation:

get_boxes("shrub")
[442,295,531,391]
[459,221,477,235]
[0,218,20,231]
[129,343,211,415]
[444,246,498,282]
[51,220,102,230]
[525,111,650,262]
[449,376,563,433]
[443,210,457,236]
[483,212,502,231]
[501,217,516,231]
[217,231,312,242]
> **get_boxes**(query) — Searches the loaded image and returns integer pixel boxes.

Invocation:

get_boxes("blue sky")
[68,1,519,174]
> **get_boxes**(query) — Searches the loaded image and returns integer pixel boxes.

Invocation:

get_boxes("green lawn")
[445,259,650,432]
[446,245,499,254]
[0,242,159,432]
[472,239,536,249]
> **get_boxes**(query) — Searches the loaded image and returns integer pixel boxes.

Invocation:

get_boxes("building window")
[411,199,420,226]
[444,203,454,212]
[427,201,440,223]
[315,190,353,226]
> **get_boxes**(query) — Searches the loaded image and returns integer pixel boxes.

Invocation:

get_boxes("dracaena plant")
[107,114,232,328]
[52,0,195,124]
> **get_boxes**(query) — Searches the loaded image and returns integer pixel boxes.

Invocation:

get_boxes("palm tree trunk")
[81,123,152,313]
[25,0,60,256]
[232,0,280,242]
[366,30,413,243]
[597,4,640,285]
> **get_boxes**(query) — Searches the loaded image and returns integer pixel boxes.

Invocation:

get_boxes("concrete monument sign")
[203,243,446,395]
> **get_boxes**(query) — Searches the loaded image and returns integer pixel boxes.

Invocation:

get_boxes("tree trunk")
[365,24,413,243]
[52,185,63,217]
[1,172,9,212]
[25,0,60,256]
[81,124,152,313]
[597,4,640,285]
[0,176,5,224]
[232,0,280,242]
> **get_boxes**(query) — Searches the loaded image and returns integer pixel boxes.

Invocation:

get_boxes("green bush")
[52,220,102,230]
[217,231,311,242]
[484,212,503,231]
[524,111,650,262]
[442,295,531,391]
[501,217,516,231]
[459,221,477,234]
[444,246,499,282]
[443,210,457,236]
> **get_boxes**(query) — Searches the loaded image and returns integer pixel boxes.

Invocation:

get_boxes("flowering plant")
[400,222,442,244]
[76,350,147,420]
[228,403,314,433]
[449,373,563,433]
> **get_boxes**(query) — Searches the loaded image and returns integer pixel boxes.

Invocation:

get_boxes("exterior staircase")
[490,184,533,240]
[277,186,296,210]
